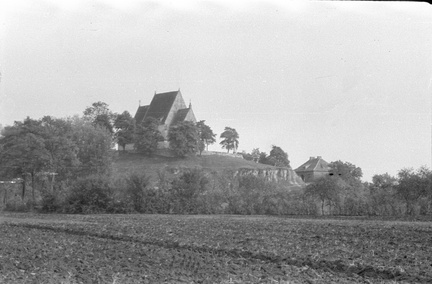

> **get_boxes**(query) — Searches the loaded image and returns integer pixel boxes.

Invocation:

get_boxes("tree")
[114,111,135,151]
[371,173,397,191]
[83,101,114,122]
[168,121,199,157]
[39,116,80,181]
[304,176,345,215]
[369,173,399,216]
[258,151,270,165]
[70,117,114,176]
[396,166,432,215]
[329,160,363,187]
[198,140,206,156]
[170,169,209,213]
[83,101,115,134]
[93,113,114,134]
[241,148,261,162]
[134,117,164,156]
[251,148,260,163]
[196,120,216,152]
[267,145,290,167]
[219,127,239,153]
[0,118,52,202]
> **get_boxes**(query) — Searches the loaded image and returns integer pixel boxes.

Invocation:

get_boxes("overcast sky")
[0,0,431,182]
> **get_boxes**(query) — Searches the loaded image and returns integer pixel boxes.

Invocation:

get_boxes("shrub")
[64,175,113,214]
[123,172,169,213]
[40,192,60,213]
[170,169,209,214]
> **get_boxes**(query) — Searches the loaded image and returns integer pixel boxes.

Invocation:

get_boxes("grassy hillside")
[112,152,275,179]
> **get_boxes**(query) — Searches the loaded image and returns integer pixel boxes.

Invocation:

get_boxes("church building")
[134,89,196,148]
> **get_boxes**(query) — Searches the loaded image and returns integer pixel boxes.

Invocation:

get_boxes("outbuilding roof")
[295,156,330,173]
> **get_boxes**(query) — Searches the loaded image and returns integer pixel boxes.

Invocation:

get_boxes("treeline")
[20,170,309,215]
[303,162,432,216]
[2,160,431,216]
[0,101,233,204]
[0,102,431,216]
[241,146,290,167]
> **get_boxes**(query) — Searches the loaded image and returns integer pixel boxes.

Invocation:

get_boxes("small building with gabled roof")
[294,156,330,183]
[134,89,196,149]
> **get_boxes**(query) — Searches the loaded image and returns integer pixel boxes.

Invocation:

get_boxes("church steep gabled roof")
[144,91,179,124]
[171,108,191,125]
[134,105,149,124]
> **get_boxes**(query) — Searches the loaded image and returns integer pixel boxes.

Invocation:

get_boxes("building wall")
[296,171,314,183]
[164,93,187,127]
[158,124,169,140]
[313,171,329,181]
[295,171,330,183]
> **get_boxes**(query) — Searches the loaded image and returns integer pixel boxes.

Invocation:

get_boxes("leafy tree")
[267,145,290,167]
[0,118,51,202]
[93,113,114,134]
[64,175,113,214]
[258,151,270,165]
[196,120,216,152]
[251,148,260,163]
[170,169,209,213]
[219,127,239,153]
[134,117,164,156]
[329,160,363,187]
[70,117,114,176]
[83,101,114,121]
[40,116,80,181]
[371,173,397,191]
[198,140,206,156]
[168,121,199,157]
[304,176,345,215]
[114,111,135,151]
[396,166,432,215]
[369,173,399,216]
[83,101,115,134]
[124,173,151,213]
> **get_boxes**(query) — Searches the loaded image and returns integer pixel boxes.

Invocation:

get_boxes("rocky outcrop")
[234,167,305,186]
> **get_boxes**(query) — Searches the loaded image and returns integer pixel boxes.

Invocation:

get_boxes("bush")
[170,169,209,214]
[40,192,60,213]
[64,175,113,214]
[123,172,169,213]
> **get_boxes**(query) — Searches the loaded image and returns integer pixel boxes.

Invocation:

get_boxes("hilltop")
[112,152,304,187]
[113,152,271,176]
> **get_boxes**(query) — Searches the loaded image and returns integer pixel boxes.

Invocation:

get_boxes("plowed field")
[1,213,431,283]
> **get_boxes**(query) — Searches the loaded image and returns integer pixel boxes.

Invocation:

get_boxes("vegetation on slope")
[112,152,279,179]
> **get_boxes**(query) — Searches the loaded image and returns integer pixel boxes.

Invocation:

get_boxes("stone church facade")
[134,89,196,149]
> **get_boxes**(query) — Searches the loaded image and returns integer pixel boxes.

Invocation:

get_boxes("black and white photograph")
[0,0,431,283]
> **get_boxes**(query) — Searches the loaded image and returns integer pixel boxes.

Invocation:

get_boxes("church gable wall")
[164,92,187,127]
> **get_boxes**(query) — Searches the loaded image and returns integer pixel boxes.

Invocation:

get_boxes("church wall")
[158,124,168,140]
[164,92,187,127]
